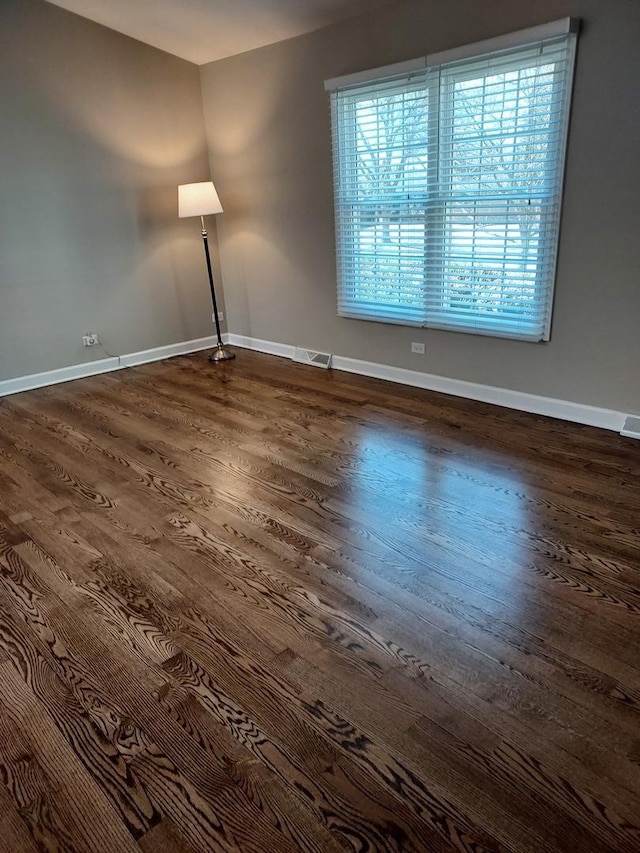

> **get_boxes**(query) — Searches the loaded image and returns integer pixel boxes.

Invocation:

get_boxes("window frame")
[326,19,579,342]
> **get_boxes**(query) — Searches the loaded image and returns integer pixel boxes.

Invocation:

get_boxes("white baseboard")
[0,336,219,398]
[0,357,122,398]
[226,333,629,433]
[119,335,219,368]
[1,331,632,434]
[225,334,293,360]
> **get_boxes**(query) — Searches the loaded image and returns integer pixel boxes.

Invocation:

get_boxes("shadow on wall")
[0,0,215,379]
[202,45,339,342]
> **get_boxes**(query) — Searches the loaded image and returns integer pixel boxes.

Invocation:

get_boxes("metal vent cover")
[621,416,640,440]
[292,347,333,369]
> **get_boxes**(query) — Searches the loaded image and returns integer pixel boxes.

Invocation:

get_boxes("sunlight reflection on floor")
[345,424,530,611]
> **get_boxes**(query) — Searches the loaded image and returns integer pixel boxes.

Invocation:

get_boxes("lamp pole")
[200,215,230,359]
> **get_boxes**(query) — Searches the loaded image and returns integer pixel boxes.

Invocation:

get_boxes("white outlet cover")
[411,342,425,354]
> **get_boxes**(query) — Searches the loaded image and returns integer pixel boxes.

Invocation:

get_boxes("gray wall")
[200,0,640,413]
[0,0,220,381]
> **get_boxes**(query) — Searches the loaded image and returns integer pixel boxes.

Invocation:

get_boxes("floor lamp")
[178,181,235,363]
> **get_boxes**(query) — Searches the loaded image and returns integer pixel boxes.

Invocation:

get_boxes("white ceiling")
[45,0,395,65]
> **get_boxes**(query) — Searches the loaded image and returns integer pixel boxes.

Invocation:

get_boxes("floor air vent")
[621,416,640,440]
[292,347,333,369]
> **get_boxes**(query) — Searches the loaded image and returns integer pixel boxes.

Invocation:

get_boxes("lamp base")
[209,344,236,363]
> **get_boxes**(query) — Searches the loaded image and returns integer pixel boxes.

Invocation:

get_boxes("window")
[327,20,578,341]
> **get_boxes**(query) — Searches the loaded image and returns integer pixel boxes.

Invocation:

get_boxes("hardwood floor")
[0,349,639,853]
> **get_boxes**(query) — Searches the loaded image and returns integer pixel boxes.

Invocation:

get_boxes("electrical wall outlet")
[411,342,425,354]
[213,311,224,323]
[83,332,99,347]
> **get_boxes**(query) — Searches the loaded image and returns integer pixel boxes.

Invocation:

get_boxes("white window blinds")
[328,22,578,340]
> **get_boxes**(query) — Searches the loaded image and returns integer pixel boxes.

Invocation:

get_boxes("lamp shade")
[178,181,223,218]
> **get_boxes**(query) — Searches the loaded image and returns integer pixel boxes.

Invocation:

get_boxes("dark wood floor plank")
[0,348,638,852]
[161,648,469,852]
[0,781,40,853]
[381,666,640,833]
[155,684,347,853]
[166,595,638,853]
[11,380,639,649]
[144,506,640,800]
[0,541,306,853]
[139,818,200,853]
[0,659,142,853]
[46,516,464,850]
[157,491,640,736]
[279,647,640,850]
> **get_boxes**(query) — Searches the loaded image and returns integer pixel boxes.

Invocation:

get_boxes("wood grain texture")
[0,348,639,852]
